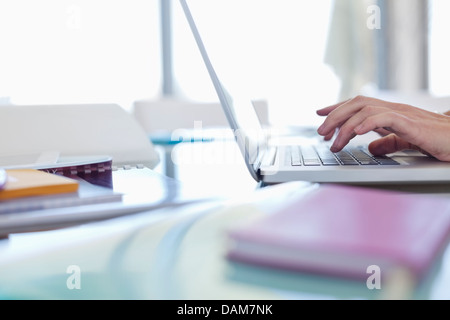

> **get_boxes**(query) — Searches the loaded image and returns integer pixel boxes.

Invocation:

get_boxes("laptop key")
[303,159,322,166]
[290,145,400,167]
[290,146,302,166]
[359,160,379,165]
[349,147,400,166]
[374,156,400,166]
[315,147,340,166]
[348,149,379,165]
[335,151,359,165]
[321,159,340,166]
[301,146,322,166]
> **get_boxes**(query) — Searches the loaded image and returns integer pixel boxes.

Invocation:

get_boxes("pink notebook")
[226,185,450,282]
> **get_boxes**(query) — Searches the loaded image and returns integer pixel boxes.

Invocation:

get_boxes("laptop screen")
[179,0,268,180]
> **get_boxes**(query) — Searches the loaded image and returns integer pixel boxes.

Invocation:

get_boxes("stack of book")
[0,168,123,215]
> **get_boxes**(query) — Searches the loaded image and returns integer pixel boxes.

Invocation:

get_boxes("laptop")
[179,0,450,186]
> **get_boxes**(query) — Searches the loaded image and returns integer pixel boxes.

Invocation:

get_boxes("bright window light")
[429,0,450,97]
[0,0,161,111]
[173,0,340,127]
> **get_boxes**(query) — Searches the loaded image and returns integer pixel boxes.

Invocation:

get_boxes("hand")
[316,96,450,162]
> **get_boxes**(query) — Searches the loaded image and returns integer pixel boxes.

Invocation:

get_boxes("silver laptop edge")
[179,0,266,182]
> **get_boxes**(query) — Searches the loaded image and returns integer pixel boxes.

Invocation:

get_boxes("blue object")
[149,132,214,146]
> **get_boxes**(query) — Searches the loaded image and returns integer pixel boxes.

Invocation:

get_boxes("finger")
[330,105,390,152]
[316,99,351,116]
[353,112,423,152]
[324,130,335,141]
[330,132,357,153]
[368,134,417,156]
[354,112,409,137]
[374,128,391,137]
[318,96,399,136]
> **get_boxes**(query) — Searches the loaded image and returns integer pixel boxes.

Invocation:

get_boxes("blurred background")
[0,0,447,127]
[2,1,450,301]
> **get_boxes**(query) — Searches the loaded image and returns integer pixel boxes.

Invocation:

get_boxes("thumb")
[368,134,418,156]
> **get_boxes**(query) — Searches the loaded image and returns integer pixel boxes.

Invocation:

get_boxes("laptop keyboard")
[290,145,400,167]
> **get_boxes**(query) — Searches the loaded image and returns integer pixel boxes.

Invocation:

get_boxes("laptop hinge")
[253,146,276,176]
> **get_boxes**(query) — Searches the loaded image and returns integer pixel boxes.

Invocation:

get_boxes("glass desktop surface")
[0,162,448,300]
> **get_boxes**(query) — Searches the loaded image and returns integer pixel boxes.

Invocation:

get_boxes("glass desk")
[0,141,449,300]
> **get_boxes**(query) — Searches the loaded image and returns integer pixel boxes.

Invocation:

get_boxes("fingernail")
[331,137,341,152]
[330,145,339,153]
